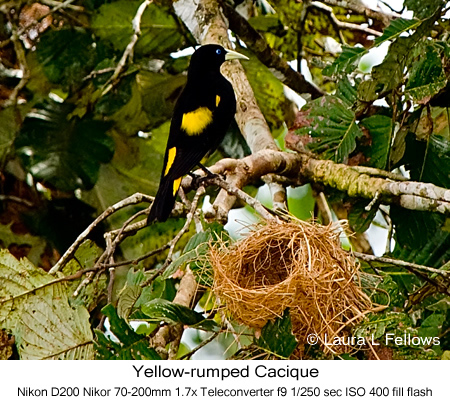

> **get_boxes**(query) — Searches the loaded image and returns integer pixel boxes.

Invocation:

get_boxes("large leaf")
[323,46,366,77]
[348,200,379,233]
[392,227,450,269]
[0,249,55,330]
[254,309,297,358]
[0,249,94,359]
[0,108,20,165]
[406,45,447,102]
[419,134,450,189]
[15,292,94,360]
[15,99,114,191]
[136,70,186,130]
[294,96,363,162]
[92,1,186,57]
[36,28,99,88]
[359,115,392,169]
[391,207,445,250]
[374,18,422,46]
[0,222,46,267]
[163,230,212,278]
[353,311,414,340]
[141,298,219,331]
[63,240,106,310]
[357,38,418,101]
[95,304,160,360]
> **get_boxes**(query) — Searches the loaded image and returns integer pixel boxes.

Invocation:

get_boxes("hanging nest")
[209,219,374,354]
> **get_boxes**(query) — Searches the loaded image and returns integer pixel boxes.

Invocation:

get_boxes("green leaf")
[374,18,422,47]
[0,222,46,267]
[336,76,358,106]
[359,115,392,169]
[254,309,297,358]
[0,249,56,330]
[141,298,218,331]
[323,46,366,77]
[420,134,450,189]
[392,227,450,269]
[406,46,447,102]
[163,230,212,278]
[95,304,161,360]
[0,249,95,359]
[348,200,379,233]
[36,28,98,88]
[353,311,414,340]
[141,298,203,325]
[63,240,106,310]
[357,38,418,101]
[405,0,445,19]
[418,313,445,338]
[117,285,142,320]
[92,1,186,57]
[15,99,114,191]
[391,207,445,250]
[15,292,94,360]
[295,96,363,162]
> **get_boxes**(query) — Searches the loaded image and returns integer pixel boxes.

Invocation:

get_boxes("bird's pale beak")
[225,49,249,61]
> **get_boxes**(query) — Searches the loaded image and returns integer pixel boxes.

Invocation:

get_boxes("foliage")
[0,0,449,361]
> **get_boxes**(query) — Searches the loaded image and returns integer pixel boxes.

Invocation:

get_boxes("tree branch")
[321,0,402,26]
[221,1,324,99]
[311,2,382,37]
[102,0,153,96]
[186,150,450,216]
[49,192,155,274]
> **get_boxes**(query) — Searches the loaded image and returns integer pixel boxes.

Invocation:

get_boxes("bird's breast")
[180,107,213,136]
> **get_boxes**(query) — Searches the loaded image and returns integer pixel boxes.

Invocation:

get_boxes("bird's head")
[188,44,249,75]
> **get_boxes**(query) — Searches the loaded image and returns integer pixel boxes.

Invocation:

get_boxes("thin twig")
[179,331,220,360]
[0,195,33,207]
[2,17,30,108]
[101,244,170,268]
[102,208,148,266]
[140,186,206,289]
[211,176,276,221]
[102,0,153,96]
[354,252,450,278]
[311,2,382,37]
[163,186,205,269]
[49,193,154,274]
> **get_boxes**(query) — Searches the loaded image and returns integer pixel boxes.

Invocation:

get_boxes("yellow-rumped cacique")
[147,44,248,223]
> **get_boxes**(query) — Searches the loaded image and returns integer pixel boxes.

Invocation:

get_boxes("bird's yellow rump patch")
[181,107,213,136]
[164,147,177,176]
[216,95,221,107]
[173,177,182,196]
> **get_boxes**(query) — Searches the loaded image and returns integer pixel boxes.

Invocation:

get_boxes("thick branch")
[186,150,450,216]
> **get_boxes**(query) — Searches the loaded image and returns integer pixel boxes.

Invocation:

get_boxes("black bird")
[147,44,248,223]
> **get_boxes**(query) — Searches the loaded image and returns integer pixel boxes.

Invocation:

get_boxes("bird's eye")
[216,49,222,55]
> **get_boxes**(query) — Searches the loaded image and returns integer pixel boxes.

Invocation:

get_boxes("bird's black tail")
[147,177,178,224]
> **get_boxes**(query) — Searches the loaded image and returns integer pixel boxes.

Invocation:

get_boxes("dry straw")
[209,219,374,354]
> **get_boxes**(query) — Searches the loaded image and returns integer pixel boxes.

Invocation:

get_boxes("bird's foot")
[197,163,218,179]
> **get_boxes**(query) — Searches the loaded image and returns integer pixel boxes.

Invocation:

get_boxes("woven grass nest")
[209,219,373,354]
